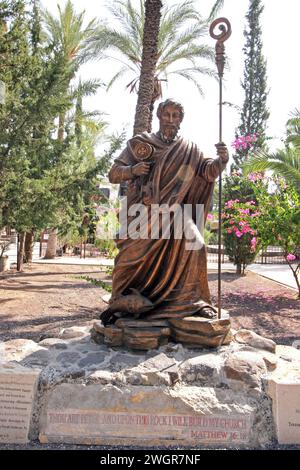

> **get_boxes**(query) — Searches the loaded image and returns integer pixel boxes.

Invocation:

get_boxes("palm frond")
[106,66,131,91]
[42,0,100,67]
[85,0,218,100]
[88,27,141,65]
[168,69,205,96]
[71,78,104,99]
[208,0,225,21]
[158,23,209,62]
[158,0,203,52]
[288,135,300,152]
[158,44,214,72]
[286,110,300,147]
[243,148,300,191]
[106,0,143,46]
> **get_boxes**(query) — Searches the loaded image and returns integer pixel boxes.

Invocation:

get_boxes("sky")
[40,0,300,162]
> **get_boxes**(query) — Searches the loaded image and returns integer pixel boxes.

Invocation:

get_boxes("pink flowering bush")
[222,198,260,275]
[231,134,257,151]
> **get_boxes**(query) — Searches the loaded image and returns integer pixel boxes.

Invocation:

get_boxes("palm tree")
[88,0,224,134]
[133,0,162,135]
[42,0,102,258]
[43,0,101,141]
[286,108,300,147]
[243,110,300,192]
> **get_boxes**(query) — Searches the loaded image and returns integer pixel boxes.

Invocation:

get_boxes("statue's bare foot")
[197,306,217,319]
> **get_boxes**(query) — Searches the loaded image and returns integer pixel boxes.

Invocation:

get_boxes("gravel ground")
[0,263,299,345]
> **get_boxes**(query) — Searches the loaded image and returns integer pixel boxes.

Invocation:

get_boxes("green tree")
[42,0,102,258]
[232,0,269,170]
[0,1,112,270]
[254,178,300,298]
[0,0,72,269]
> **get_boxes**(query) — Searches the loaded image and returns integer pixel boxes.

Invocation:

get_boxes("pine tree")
[232,0,269,170]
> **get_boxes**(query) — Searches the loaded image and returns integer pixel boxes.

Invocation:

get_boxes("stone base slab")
[39,384,253,447]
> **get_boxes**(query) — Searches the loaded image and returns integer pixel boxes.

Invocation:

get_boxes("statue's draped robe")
[108,132,226,319]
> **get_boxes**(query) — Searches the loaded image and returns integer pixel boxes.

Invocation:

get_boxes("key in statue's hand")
[132,162,151,176]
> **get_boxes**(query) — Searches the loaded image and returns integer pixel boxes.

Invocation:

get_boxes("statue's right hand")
[132,162,151,176]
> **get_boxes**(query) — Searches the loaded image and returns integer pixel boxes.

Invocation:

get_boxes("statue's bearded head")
[157,99,184,143]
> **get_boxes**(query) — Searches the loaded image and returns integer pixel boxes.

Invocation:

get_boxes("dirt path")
[0,263,299,345]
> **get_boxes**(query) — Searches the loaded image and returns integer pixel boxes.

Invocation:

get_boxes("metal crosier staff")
[209,17,232,319]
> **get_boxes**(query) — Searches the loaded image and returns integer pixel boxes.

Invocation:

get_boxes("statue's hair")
[156,99,184,122]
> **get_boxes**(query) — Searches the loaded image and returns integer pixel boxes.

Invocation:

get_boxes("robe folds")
[108,132,227,319]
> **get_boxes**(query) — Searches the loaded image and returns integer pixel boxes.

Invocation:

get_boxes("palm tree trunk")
[148,94,156,133]
[133,0,162,136]
[44,228,58,259]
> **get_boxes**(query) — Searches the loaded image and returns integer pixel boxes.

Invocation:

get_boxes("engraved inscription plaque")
[274,382,300,444]
[42,409,251,445]
[0,364,40,443]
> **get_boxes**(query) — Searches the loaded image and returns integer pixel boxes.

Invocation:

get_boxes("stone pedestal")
[1,325,299,448]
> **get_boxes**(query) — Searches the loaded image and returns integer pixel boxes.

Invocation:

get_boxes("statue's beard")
[160,124,180,143]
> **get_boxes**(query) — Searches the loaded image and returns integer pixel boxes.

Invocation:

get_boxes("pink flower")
[248,172,263,182]
[229,220,235,225]
[241,225,251,233]
[240,209,250,215]
[250,237,257,252]
[227,229,232,234]
[207,213,213,220]
[235,230,243,238]
[286,253,296,261]
[231,134,257,150]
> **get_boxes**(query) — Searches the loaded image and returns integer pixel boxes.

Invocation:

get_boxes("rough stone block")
[234,329,276,353]
[168,314,230,337]
[172,328,232,348]
[224,351,267,389]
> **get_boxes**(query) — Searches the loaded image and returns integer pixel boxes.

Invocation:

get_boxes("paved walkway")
[33,256,114,267]
[202,262,297,291]
[32,257,298,292]
[248,263,298,291]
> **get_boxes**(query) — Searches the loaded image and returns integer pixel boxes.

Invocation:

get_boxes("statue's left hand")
[215,142,229,163]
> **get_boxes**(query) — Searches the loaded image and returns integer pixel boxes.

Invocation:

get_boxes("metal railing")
[207,245,288,265]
